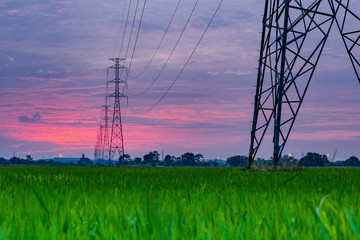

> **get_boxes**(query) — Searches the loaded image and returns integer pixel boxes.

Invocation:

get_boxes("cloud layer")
[18,113,41,123]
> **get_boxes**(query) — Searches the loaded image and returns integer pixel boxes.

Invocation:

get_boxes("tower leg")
[331,0,360,83]
[248,0,336,167]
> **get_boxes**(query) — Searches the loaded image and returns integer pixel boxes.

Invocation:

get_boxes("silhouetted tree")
[143,151,159,164]
[134,157,142,165]
[194,154,204,165]
[181,152,195,166]
[299,152,329,167]
[119,154,131,165]
[119,155,125,165]
[343,156,360,167]
[9,156,33,165]
[164,155,172,166]
[226,155,248,167]
[10,156,23,164]
[195,154,204,159]
[0,157,8,165]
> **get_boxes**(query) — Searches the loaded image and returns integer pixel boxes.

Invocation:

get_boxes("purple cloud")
[18,113,41,123]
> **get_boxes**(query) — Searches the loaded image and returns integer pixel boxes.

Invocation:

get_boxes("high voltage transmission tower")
[102,103,110,160]
[107,58,128,164]
[94,103,110,160]
[94,123,103,160]
[248,0,360,167]
[94,58,128,165]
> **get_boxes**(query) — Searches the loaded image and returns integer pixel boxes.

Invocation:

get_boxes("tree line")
[0,152,359,167]
[119,151,218,167]
[226,152,360,167]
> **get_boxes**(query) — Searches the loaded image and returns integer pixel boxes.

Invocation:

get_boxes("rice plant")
[0,167,359,239]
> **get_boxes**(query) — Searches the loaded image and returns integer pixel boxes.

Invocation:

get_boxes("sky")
[0,0,359,161]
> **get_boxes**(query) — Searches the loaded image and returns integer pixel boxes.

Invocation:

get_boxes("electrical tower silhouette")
[102,103,110,160]
[94,104,110,160]
[249,0,360,166]
[94,123,103,160]
[107,58,128,164]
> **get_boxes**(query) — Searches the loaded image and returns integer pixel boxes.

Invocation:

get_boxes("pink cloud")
[207,71,220,76]
[224,70,252,75]
[7,9,24,16]
[17,76,47,81]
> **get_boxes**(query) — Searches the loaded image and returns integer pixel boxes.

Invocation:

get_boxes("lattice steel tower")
[94,101,110,160]
[249,0,360,166]
[102,102,110,160]
[94,123,103,160]
[107,58,128,163]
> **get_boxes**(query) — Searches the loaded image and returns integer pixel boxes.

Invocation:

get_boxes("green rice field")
[0,167,359,239]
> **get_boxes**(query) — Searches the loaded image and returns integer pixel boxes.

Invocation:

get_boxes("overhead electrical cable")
[113,0,129,54]
[127,0,147,75]
[116,0,144,125]
[124,0,140,61]
[129,0,182,79]
[119,0,140,81]
[118,0,133,58]
[128,0,224,114]
[123,0,147,97]
[129,0,199,97]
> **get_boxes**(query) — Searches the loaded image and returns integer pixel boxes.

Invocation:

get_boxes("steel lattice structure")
[107,58,128,164]
[102,103,110,160]
[249,0,360,166]
[94,103,110,160]
[94,123,103,160]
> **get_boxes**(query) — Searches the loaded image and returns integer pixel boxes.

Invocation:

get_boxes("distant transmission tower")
[94,101,110,160]
[107,58,128,164]
[94,123,103,160]
[249,0,360,166]
[102,103,110,160]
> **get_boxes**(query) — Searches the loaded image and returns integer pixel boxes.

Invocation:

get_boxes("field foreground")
[0,167,359,239]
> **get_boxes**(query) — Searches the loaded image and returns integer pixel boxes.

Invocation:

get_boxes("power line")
[118,0,133,58]
[127,0,147,75]
[128,0,224,114]
[121,0,146,111]
[124,0,140,60]
[119,0,140,81]
[129,0,182,79]
[129,0,199,97]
